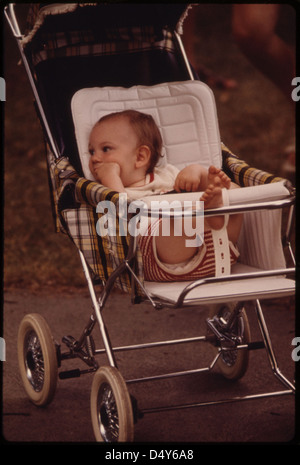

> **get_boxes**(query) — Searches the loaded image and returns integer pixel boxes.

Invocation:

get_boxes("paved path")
[2,288,296,445]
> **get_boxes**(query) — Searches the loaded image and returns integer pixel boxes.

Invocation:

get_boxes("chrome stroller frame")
[6,4,296,442]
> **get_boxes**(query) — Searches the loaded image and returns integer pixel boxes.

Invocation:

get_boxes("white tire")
[18,313,58,406]
[91,366,134,442]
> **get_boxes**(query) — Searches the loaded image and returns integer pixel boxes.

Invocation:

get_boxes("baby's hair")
[96,110,163,173]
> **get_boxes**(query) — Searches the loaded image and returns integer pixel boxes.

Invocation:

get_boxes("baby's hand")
[174,165,203,192]
[89,160,125,192]
[92,161,121,182]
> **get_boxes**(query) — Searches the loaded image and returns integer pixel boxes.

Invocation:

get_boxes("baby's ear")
[136,145,151,168]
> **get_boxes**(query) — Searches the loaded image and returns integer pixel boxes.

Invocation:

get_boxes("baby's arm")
[174,164,209,192]
[90,160,126,192]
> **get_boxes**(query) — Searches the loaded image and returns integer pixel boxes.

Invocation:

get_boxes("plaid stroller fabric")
[48,151,143,293]
[221,143,286,186]
[48,144,289,294]
[23,3,183,65]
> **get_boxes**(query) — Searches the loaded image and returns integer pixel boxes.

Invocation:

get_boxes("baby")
[88,110,242,281]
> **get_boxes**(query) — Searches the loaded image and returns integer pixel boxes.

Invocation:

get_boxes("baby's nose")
[92,152,103,162]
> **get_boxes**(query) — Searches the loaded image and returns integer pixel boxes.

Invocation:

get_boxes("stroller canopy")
[21,3,193,170]
[22,3,191,48]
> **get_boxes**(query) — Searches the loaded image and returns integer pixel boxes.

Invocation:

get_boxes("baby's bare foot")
[208,166,231,189]
[200,180,224,230]
[201,180,223,208]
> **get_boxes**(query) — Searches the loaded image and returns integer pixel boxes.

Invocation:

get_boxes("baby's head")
[95,110,163,174]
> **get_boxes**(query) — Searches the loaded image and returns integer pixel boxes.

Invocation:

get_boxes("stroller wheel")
[90,366,134,442]
[17,313,58,406]
[208,303,251,380]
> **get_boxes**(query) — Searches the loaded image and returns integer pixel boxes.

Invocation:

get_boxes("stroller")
[5,4,295,442]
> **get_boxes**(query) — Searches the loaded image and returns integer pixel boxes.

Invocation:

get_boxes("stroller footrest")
[59,369,81,379]
[247,341,265,350]
[59,367,97,379]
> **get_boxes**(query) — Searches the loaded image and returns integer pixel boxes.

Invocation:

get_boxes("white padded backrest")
[71,80,222,180]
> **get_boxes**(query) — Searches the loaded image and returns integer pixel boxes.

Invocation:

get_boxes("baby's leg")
[155,178,224,264]
[202,168,243,241]
[154,219,200,265]
[201,175,243,242]
[153,169,241,265]
[226,183,244,243]
[200,178,225,230]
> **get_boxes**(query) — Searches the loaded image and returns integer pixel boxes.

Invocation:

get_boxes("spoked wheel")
[90,366,134,442]
[17,313,58,406]
[208,302,251,380]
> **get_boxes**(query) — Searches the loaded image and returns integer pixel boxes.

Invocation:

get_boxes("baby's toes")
[220,172,231,187]
[208,166,220,176]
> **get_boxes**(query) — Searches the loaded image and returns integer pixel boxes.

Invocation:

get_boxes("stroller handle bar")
[5,4,62,159]
[130,180,295,219]
[132,196,295,219]
[4,4,22,39]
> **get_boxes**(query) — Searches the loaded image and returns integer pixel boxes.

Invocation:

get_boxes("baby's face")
[88,117,140,186]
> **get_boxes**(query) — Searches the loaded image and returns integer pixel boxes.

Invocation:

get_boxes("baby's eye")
[102,146,111,153]
[89,148,95,156]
